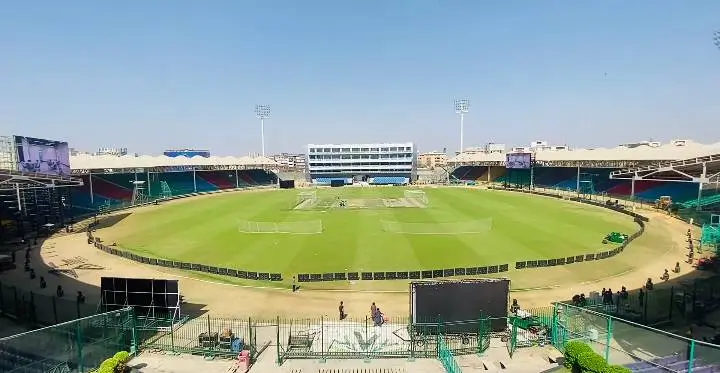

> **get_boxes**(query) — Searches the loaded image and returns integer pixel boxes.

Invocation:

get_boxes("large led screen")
[14,136,70,175]
[505,153,532,169]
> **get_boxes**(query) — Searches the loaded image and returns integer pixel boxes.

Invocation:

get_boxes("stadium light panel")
[255,104,271,119]
[714,31,720,49]
[454,99,469,114]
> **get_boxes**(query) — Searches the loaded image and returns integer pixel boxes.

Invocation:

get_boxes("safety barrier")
[552,302,720,373]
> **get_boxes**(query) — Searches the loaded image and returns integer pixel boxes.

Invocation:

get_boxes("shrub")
[564,341,594,368]
[577,351,608,373]
[113,351,130,363]
[602,365,632,373]
[98,357,118,373]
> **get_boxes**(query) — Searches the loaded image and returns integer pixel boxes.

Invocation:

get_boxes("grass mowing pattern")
[98,188,638,289]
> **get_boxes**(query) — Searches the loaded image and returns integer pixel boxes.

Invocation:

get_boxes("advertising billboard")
[14,136,71,175]
[505,153,532,169]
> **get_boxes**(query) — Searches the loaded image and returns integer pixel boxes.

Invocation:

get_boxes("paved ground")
[128,352,236,373]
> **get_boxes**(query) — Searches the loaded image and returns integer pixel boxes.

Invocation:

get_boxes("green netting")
[552,303,720,372]
[0,307,135,372]
[438,334,463,373]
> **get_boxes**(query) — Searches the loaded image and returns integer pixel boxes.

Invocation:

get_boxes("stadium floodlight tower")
[454,99,470,154]
[255,104,271,157]
[714,30,720,50]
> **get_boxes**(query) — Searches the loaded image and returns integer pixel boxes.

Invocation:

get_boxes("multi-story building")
[306,142,416,185]
[96,147,129,156]
[417,151,447,170]
[163,149,211,158]
[270,153,307,171]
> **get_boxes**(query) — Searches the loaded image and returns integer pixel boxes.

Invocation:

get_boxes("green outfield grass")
[97,187,641,289]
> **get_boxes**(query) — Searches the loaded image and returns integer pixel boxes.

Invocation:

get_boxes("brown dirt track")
[4,190,707,321]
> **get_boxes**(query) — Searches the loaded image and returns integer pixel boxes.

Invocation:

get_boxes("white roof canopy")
[449,140,720,163]
[70,154,278,169]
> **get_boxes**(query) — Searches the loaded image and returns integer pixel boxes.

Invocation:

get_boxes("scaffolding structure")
[159,181,172,199]
[130,181,149,206]
[701,214,720,254]
[0,136,16,171]
[578,173,596,195]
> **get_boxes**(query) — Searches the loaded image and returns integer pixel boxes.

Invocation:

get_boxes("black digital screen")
[412,279,510,333]
[100,276,180,318]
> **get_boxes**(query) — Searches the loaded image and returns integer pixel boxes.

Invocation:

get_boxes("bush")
[97,357,118,373]
[564,341,594,368]
[113,351,130,363]
[577,351,608,373]
[602,365,632,373]
[93,351,131,373]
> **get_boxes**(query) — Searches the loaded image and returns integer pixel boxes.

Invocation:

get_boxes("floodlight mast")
[255,104,271,157]
[454,99,470,154]
[714,31,720,50]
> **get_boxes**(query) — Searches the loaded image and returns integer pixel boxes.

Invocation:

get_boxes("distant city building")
[163,149,210,158]
[69,148,91,156]
[270,153,307,171]
[417,151,447,169]
[96,147,129,156]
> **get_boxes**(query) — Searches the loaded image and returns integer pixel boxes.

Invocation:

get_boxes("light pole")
[714,30,720,50]
[454,99,469,154]
[255,104,270,157]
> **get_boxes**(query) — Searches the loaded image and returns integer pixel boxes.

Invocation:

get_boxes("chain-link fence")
[0,307,135,373]
[552,302,720,372]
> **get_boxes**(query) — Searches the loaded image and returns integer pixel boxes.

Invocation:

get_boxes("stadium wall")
[451,166,705,204]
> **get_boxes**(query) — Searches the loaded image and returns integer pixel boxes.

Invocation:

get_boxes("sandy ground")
[0,190,703,320]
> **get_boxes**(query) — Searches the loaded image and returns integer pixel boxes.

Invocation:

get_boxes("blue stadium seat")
[637,182,701,203]
[313,178,350,185]
[370,177,408,185]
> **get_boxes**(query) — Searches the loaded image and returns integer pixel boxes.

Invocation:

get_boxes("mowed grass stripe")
[102,188,642,285]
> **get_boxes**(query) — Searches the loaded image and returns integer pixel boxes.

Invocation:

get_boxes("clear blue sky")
[1,1,719,156]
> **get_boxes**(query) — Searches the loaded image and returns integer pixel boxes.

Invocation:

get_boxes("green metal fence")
[552,302,720,372]
[438,320,463,373]
[0,307,136,373]
[137,314,257,360]
[0,280,98,326]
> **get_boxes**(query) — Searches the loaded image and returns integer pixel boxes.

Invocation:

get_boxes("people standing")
[339,301,347,320]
